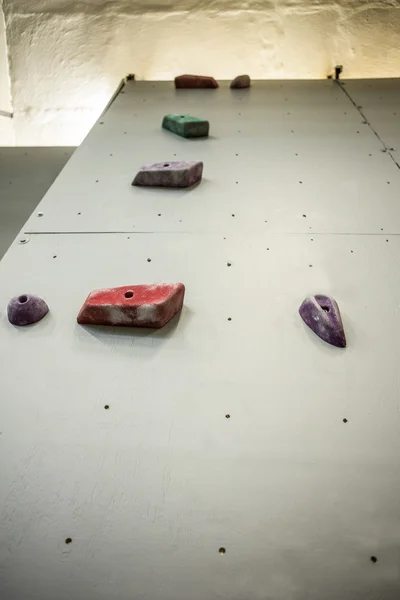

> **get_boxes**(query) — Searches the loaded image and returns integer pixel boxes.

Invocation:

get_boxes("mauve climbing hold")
[175,75,219,89]
[132,161,203,188]
[299,295,346,348]
[77,283,185,329]
[7,294,49,326]
[230,75,251,89]
[162,114,209,138]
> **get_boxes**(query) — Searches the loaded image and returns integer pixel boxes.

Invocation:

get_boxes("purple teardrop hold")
[7,294,49,326]
[299,295,346,348]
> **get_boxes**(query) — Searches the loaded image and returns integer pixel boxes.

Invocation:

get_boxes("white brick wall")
[2,0,400,145]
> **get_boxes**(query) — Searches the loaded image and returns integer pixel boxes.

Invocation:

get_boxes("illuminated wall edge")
[3,3,400,146]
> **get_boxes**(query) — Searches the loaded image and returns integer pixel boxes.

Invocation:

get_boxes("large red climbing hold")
[77,283,185,329]
[175,74,219,89]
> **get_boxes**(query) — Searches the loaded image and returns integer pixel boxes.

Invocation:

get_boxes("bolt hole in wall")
[125,291,134,298]
[219,547,226,555]
[371,556,378,563]
[18,295,27,304]
[65,538,72,545]
[104,405,110,410]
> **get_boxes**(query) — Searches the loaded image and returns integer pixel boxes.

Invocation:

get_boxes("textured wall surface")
[2,0,400,145]
[0,2,13,144]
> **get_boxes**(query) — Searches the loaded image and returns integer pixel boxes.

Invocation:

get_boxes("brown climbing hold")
[175,75,219,89]
[77,283,185,329]
[230,75,251,89]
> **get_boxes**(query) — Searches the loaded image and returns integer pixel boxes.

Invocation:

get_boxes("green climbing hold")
[162,114,209,139]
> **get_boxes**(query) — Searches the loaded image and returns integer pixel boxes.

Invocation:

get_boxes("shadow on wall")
[0,147,75,259]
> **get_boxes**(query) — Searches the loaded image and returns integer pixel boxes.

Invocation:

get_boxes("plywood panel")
[343,78,400,155]
[23,80,400,236]
[1,232,400,599]
[0,147,75,258]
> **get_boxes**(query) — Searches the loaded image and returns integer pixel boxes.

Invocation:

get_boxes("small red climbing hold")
[230,75,251,89]
[175,75,219,89]
[77,283,185,329]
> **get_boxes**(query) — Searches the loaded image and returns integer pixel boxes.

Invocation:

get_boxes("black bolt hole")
[227,317,232,321]
[227,262,232,267]
[158,214,162,217]
[321,306,330,312]
[225,414,231,419]
[164,163,170,167]
[302,214,307,218]
[53,255,57,259]
[104,405,110,410]
[219,547,226,555]
[65,538,72,545]
[18,295,28,304]
[147,258,151,262]
[232,214,235,217]
[370,556,378,563]
[125,291,134,298]
[343,418,348,423]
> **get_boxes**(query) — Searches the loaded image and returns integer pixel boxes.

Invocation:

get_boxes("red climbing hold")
[77,283,185,329]
[175,75,219,89]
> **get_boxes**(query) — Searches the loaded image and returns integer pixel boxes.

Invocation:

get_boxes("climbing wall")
[1,79,400,599]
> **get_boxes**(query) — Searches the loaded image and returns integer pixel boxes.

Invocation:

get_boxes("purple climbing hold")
[230,75,251,89]
[7,294,49,326]
[132,161,203,188]
[299,295,346,348]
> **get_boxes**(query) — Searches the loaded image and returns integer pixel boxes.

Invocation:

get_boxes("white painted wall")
[2,0,400,145]
[0,1,13,144]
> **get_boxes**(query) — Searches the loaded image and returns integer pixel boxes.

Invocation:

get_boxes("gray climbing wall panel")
[1,79,400,600]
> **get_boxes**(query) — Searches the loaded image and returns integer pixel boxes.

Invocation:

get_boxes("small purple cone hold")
[299,295,346,348]
[7,294,49,326]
